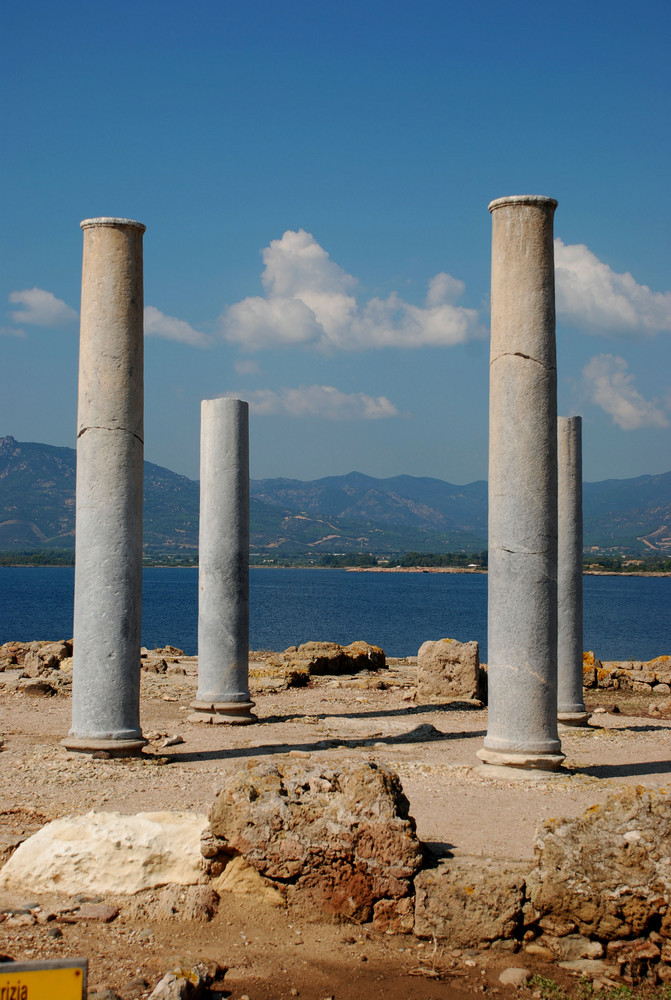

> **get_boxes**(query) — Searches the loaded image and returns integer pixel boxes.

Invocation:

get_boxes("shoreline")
[2,563,669,577]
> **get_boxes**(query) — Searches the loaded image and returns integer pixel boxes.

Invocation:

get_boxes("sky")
[2,0,670,485]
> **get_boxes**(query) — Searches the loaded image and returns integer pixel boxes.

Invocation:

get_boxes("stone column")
[189,397,255,724]
[478,195,564,772]
[64,218,146,756]
[557,416,590,726]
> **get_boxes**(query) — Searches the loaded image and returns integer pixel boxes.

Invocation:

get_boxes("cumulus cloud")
[220,229,483,351]
[9,288,78,327]
[144,306,211,348]
[555,239,671,336]
[582,354,669,430]
[223,385,399,420]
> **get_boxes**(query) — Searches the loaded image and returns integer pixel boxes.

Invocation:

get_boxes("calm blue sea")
[0,567,669,661]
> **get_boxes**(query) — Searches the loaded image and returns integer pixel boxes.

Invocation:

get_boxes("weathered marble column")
[64,218,146,756]
[557,416,590,726]
[189,397,255,724]
[478,195,564,772]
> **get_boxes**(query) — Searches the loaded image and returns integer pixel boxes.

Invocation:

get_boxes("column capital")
[80,217,146,232]
[488,195,557,214]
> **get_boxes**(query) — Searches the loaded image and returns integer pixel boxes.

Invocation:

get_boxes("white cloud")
[582,354,669,430]
[220,229,483,351]
[0,324,26,338]
[555,239,671,336]
[223,385,400,420]
[9,288,78,327]
[144,306,211,348]
[234,358,261,375]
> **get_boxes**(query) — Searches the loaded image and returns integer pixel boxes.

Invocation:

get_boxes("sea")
[1,567,669,662]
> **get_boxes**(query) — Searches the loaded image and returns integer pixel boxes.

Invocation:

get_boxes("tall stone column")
[189,397,255,724]
[557,416,590,726]
[64,218,146,756]
[478,195,564,772]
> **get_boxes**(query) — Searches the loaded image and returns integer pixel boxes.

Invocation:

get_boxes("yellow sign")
[0,959,87,1000]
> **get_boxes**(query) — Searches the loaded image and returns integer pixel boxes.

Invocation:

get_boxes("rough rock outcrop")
[203,760,422,922]
[528,787,671,941]
[0,811,207,894]
[417,638,482,702]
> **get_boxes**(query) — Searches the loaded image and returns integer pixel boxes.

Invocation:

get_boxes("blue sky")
[2,0,670,484]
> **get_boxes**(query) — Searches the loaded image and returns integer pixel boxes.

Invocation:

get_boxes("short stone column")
[64,218,147,756]
[557,416,590,726]
[478,195,564,772]
[189,398,255,724]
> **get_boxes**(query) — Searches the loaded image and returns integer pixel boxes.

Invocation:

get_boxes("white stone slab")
[0,811,207,894]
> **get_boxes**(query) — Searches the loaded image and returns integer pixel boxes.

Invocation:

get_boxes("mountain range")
[1,435,670,557]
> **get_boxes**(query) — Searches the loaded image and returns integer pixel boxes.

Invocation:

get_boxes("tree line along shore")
[1,549,670,574]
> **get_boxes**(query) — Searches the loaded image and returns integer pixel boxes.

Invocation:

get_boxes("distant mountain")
[583,473,671,555]
[1,435,670,556]
[249,473,488,553]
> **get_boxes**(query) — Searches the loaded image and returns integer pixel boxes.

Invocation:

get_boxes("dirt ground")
[1,655,670,999]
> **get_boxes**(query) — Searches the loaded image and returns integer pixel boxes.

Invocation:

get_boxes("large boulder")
[251,640,386,690]
[0,811,207,895]
[203,760,422,922]
[417,638,481,702]
[527,787,671,941]
[280,640,385,676]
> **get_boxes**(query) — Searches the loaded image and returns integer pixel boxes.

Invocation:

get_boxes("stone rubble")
[583,650,671,695]
[2,640,671,990]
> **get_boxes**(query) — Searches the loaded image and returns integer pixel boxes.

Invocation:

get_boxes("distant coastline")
[345,566,670,578]
[1,559,669,577]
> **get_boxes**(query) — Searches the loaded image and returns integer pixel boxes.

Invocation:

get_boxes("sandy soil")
[1,657,670,999]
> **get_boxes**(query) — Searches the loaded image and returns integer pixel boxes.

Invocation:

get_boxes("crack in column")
[78,426,144,445]
[490,351,556,372]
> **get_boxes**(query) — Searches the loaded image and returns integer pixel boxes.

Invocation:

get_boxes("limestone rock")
[606,938,665,982]
[499,967,531,987]
[528,787,671,940]
[212,855,285,907]
[541,934,604,960]
[147,963,212,1000]
[414,858,527,945]
[71,903,119,922]
[582,651,599,688]
[251,641,386,691]
[17,677,57,696]
[372,896,414,934]
[0,811,207,895]
[15,640,72,677]
[417,638,482,702]
[291,640,385,675]
[205,760,422,922]
[122,885,218,922]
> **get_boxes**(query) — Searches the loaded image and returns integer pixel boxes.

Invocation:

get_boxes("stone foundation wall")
[583,651,671,696]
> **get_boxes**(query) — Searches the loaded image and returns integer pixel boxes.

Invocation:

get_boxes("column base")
[476,746,566,772]
[188,700,257,725]
[62,736,147,757]
[558,711,591,728]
